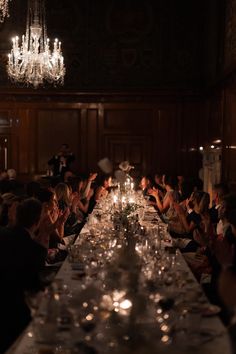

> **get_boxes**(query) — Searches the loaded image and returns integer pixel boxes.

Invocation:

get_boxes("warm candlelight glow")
[7,0,65,88]
[119,299,132,310]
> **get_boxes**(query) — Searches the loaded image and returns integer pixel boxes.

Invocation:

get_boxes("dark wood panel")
[129,143,143,165]
[17,110,31,175]
[222,91,236,185]
[112,143,126,164]
[224,0,236,70]
[179,102,204,176]
[104,109,153,133]
[206,95,223,143]
[86,109,99,173]
[0,92,212,181]
[103,134,152,176]
[155,106,179,174]
[0,111,12,127]
[37,110,80,174]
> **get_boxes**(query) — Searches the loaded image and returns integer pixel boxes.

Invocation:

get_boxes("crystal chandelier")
[0,0,11,22]
[7,0,65,88]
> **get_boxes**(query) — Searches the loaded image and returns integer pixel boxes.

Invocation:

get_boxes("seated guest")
[48,143,75,179]
[139,175,154,197]
[37,189,70,264]
[75,172,98,214]
[7,168,23,195]
[210,183,229,232]
[26,181,41,198]
[70,177,94,220]
[55,182,72,211]
[80,172,97,200]
[139,174,158,207]
[0,194,22,227]
[183,195,236,310]
[211,194,236,289]
[154,173,165,197]
[219,267,236,354]
[170,192,212,281]
[54,182,84,235]
[177,174,185,195]
[0,198,48,353]
[218,207,236,352]
[148,175,180,214]
[190,192,212,247]
[37,188,69,248]
[167,179,194,239]
[174,191,212,252]
[0,193,16,223]
[94,175,112,202]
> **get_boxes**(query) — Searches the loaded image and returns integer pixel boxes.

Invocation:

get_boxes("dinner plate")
[71,262,84,271]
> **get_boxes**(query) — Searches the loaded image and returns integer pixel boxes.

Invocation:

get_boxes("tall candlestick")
[4,147,7,170]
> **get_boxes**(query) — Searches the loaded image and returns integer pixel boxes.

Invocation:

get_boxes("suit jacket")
[48,153,75,176]
[0,226,47,352]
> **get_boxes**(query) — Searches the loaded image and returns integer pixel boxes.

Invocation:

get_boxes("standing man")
[48,143,75,178]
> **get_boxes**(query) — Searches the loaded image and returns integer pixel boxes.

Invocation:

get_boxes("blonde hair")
[192,191,210,214]
[54,183,71,206]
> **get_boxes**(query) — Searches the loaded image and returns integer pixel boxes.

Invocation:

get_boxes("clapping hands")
[147,187,158,197]
[88,172,98,182]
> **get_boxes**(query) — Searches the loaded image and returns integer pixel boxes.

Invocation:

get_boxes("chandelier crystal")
[7,0,65,88]
[0,0,11,22]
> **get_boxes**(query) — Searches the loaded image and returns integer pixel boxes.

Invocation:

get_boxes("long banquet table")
[6,200,232,354]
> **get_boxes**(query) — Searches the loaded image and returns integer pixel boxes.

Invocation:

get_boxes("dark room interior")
[1,1,236,354]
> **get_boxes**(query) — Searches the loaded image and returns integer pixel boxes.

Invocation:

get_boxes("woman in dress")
[94,175,112,202]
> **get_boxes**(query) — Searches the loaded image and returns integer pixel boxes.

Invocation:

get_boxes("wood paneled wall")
[204,84,236,190]
[0,92,207,180]
[221,87,236,189]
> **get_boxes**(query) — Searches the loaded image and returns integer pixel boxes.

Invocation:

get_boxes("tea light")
[120,299,132,310]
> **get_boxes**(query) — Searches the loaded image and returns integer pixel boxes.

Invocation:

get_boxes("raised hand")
[147,188,158,196]
[88,172,98,181]
[87,188,94,199]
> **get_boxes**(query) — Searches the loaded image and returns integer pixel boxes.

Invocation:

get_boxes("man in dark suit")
[0,198,47,353]
[48,143,75,178]
[210,183,229,229]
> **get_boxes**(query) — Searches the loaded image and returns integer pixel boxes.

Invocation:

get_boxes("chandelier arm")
[0,0,11,22]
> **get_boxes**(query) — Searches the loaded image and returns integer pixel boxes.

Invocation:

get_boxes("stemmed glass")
[24,290,45,318]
